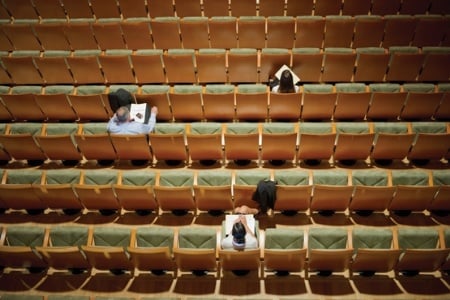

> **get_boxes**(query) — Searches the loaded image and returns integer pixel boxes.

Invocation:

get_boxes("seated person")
[234,179,277,216]
[271,69,300,93]
[107,105,158,134]
[221,215,258,250]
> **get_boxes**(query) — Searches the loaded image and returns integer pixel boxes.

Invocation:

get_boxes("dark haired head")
[279,69,296,93]
[231,222,246,250]
[116,106,130,123]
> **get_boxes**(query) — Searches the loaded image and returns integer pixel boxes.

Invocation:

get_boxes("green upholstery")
[422,46,450,54]
[205,84,235,94]
[6,226,46,247]
[299,122,333,134]
[352,169,389,186]
[9,123,42,135]
[198,48,226,55]
[178,227,216,249]
[11,51,41,57]
[73,50,102,57]
[398,228,439,249]
[173,84,202,94]
[369,83,401,92]
[324,47,353,54]
[49,226,89,247]
[303,84,333,93]
[237,84,267,93]
[356,47,386,54]
[292,47,321,54]
[159,170,194,187]
[262,122,296,133]
[438,83,450,92]
[444,228,450,248]
[335,83,366,93]
[45,85,74,94]
[45,169,80,184]
[105,49,133,56]
[225,122,259,134]
[140,84,169,94]
[261,48,290,55]
[197,170,232,186]
[47,296,90,300]
[135,227,174,250]
[432,170,450,185]
[76,85,107,95]
[335,122,370,134]
[352,228,393,250]
[274,170,309,185]
[235,169,271,185]
[0,123,6,134]
[190,122,222,134]
[312,170,348,185]
[81,123,109,134]
[410,122,447,133]
[391,170,429,186]
[154,123,185,134]
[6,169,42,184]
[373,122,409,134]
[83,170,118,185]
[403,83,435,93]
[93,227,131,247]
[45,123,78,135]
[95,297,134,300]
[308,227,348,250]
[42,50,71,57]
[121,170,156,186]
[109,85,139,94]
[229,48,257,55]
[265,228,304,249]
[1,295,43,300]
[0,85,10,94]
[389,46,420,54]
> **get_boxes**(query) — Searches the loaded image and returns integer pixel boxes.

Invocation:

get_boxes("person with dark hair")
[221,215,258,250]
[271,69,299,93]
[234,179,277,216]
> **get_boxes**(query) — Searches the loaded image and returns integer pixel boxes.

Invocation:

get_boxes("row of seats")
[0,167,448,216]
[1,47,449,85]
[1,15,449,52]
[0,121,449,167]
[1,224,449,278]
[1,83,449,122]
[1,0,449,20]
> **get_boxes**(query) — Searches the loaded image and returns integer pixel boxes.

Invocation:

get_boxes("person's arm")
[239,215,256,238]
[107,114,121,133]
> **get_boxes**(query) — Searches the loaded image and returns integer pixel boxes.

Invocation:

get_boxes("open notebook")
[225,214,255,235]
[130,103,147,123]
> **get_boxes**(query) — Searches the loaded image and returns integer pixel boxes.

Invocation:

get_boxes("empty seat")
[429,0,450,14]
[0,226,47,273]
[35,85,76,121]
[237,16,266,49]
[1,85,45,121]
[294,16,325,48]
[203,0,229,17]
[179,17,209,49]
[194,169,233,214]
[131,50,166,84]
[385,47,425,82]
[351,228,401,276]
[3,0,39,20]
[33,22,71,51]
[342,0,371,16]
[36,226,91,274]
[202,84,236,121]
[208,16,237,49]
[266,16,296,48]
[291,48,323,82]
[2,52,43,85]
[269,89,302,121]
[396,227,449,275]
[227,48,258,83]
[61,0,94,19]
[74,122,117,164]
[120,20,153,50]
[224,123,260,166]
[169,85,203,121]
[149,123,188,165]
[147,0,174,18]
[353,47,389,82]
[99,50,135,84]
[64,22,98,50]
[150,17,182,49]
[153,170,195,214]
[186,122,224,165]
[334,83,370,121]
[66,50,104,84]
[118,0,149,19]
[382,15,417,48]
[334,122,375,165]
[136,85,172,122]
[314,0,342,16]
[164,49,197,84]
[371,0,401,16]
[323,16,354,48]
[235,84,268,121]
[69,85,111,121]
[173,0,201,17]
[407,122,450,163]
[2,24,41,51]
[0,124,11,162]
[367,83,407,120]
[428,170,450,215]
[400,0,431,15]
[434,83,450,120]
[127,227,176,275]
[174,227,218,276]
[286,0,314,16]
[301,84,335,120]
[349,169,395,214]
[311,170,353,214]
[230,0,256,16]
[273,169,311,213]
[412,15,448,47]
[308,227,353,276]
[74,170,120,215]
[81,227,133,274]
[321,48,356,82]
[260,122,298,165]
[34,51,73,85]
[259,0,286,17]
[233,169,271,210]
[401,83,442,120]
[352,16,385,48]
[418,47,450,82]
[109,133,153,164]
[90,0,121,19]
[259,48,291,83]
[297,122,336,165]
[195,49,227,84]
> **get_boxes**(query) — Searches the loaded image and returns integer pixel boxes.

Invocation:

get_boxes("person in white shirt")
[107,105,158,134]
[221,215,258,250]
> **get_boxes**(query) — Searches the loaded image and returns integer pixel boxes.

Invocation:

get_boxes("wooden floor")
[0,158,449,299]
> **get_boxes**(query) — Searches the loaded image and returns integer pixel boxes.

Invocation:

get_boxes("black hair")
[278,69,296,93]
[231,222,246,249]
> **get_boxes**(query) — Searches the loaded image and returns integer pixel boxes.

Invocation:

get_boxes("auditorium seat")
[186,122,224,165]
[264,228,307,276]
[33,21,71,51]
[237,16,266,49]
[149,123,188,165]
[428,170,450,215]
[127,227,176,275]
[333,83,370,121]
[118,0,149,19]
[301,84,335,120]
[266,16,296,48]
[109,133,153,164]
[321,48,356,82]
[74,122,117,164]
[67,50,105,84]
[147,0,174,18]
[99,50,135,84]
[0,57,12,85]
[341,0,372,16]
[69,85,112,121]
[353,47,389,82]
[33,0,67,19]
[273,169,311,214]
[297,122,336,165]
[400,83,442,120]
[195,49,227,83]
[74,170,121,215]
[307,227,353,276]
[412,15,448,47]
[90,0,121,19]
[230,0,256,16]
[203,0,229,17]
[0,124,11,163]
[407,122,450,164]
[382,15,417,48]
[269,89,302,121]
[0,169,46,214]
[34,51,74,85]
[33,169,83,215]
[310,170,353,215]
[291,48,323,82]
[371,122,415,165]
[0,225,47,273]
[351,227,401,276]
[1,85,45,121]
[61,0,94,19]
[385,46,425,82]
[150,17,182,49]
[81,226,134,274]
[224,123,260,165]
[169,85,203,121]
[315,0,342,16]
[233,169,271,210]
[429,0,450,15]
[294,17,325,48]
[434,83,450,120]
[395,227,449,276]
[235,84,268,121]
[1,23,42,51]
[0,122,47,165]
[286,0,314,16]
[153,170,196,215]
[35,123,82,165]
[259,48,291,83]
[136,86,172,121]
[2,52,44,85]
[35,226,91,274]
[371,0,401,16]
[260,122,298,165]
[64,21,98,50]
[418,47,450,82]
[208,16,237,49]
[352,16,385,48]
[120,20,153,50]
[164,49,197,84]
[194,170,233,214]
[202,84,235,121]
[35,85,77,121]
[174,227,218,276]
[400,0,431,15]
[259,0,286,17]
[323,16,354,48]
[179,17,209,49]
[349,169,395,215]
[131,50,166,84]
[334,122,374,165]
[227,48,258,83]
[366,83,407,120]
[389,170,439,216]
[174,0,201,17]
